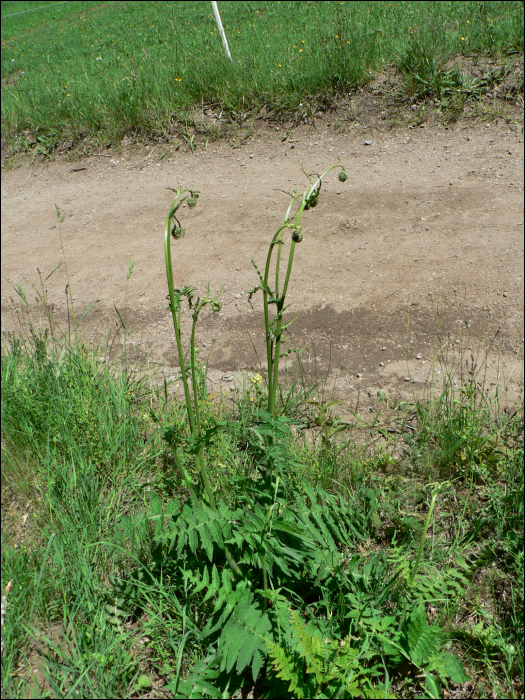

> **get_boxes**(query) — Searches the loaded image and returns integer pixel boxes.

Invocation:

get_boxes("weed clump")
[1,167,522,698]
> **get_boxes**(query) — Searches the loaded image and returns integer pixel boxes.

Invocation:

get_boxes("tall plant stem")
[263,224,288,408]
[262,164,345,415]
[398,493,438,632]
[164,194,241,577]
[190,304,213,500]
[164,204,213,507]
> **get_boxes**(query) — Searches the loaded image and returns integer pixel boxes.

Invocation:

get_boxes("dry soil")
[2,119,524,412]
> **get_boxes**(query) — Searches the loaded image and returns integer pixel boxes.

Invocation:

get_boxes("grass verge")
[2,310,523,698]
[1,1,523,155]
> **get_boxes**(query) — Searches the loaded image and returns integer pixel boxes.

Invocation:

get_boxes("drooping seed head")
[338,170,347,182]
[171,226,186,239]
[187,198,197,208]
[290,225,303,243]
[211,299,222,312]
[304,194,318,211]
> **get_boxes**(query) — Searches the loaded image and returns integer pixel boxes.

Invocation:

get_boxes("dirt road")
[2,120,523,409]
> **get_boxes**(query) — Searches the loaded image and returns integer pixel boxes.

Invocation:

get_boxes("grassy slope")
[1,1,523,152]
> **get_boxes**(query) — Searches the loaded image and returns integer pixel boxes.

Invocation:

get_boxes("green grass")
[1,1,523,154]
[2,314,523,698]
[1,168,523,698]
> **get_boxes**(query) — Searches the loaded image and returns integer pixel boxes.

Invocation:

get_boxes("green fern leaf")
[441,653,469,684]
[308,510,337,550]
[202,565,221,603]
[303,481,319,507]
[168,651,223,699]
[267,641,302,698]
[205,587,272,679]
[222,617,251,674]
[406,605,442,667]
[236,628,267,676]
[188,522,199,552]
[251,648,265,682]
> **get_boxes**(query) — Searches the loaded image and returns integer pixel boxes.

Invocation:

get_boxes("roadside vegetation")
[2,166,523,698]
[1,1,523,156]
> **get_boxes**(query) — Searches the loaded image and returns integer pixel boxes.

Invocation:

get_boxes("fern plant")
[110,173,470,698]
[267,609,390,699]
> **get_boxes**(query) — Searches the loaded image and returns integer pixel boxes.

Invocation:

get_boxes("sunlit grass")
[1,1,523,153]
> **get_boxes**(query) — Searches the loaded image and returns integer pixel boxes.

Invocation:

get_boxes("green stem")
[190,304,203,434]
[165,206,197,440]
[263,170,344,413]
[173,449,198,502]
[165,193,241,577]
[398,493,438,632]
[165,203,213,507]
[263,225,287,407]
[190,303,215,505]
[268,200,306,414]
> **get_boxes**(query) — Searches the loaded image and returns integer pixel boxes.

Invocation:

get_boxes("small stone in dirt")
[412,378,419,383]
[415,353,422,359]
[364,140,372,145]
[404,377,410,382]
[379,362,384,367]
[356,372,362,378]
[381,347,386,351]
[503,292,508,297]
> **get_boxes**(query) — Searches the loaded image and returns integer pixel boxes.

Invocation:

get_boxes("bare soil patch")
[2,117,524,412]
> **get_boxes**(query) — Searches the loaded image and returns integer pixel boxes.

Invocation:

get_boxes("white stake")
[211,1,232,61]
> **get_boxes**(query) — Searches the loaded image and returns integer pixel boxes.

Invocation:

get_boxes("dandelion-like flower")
[250,373,263,385]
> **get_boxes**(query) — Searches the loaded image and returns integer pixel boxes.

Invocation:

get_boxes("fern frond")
[268,640,305,698]
[167,651,223,699]
[201,586,272,681]
[405,604,442,668]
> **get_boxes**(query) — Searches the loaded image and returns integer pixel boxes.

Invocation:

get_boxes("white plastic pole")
[211,1,232,61]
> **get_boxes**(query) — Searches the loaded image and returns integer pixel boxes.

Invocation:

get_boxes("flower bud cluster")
[304,194,319,211]
[290,225,303,243]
